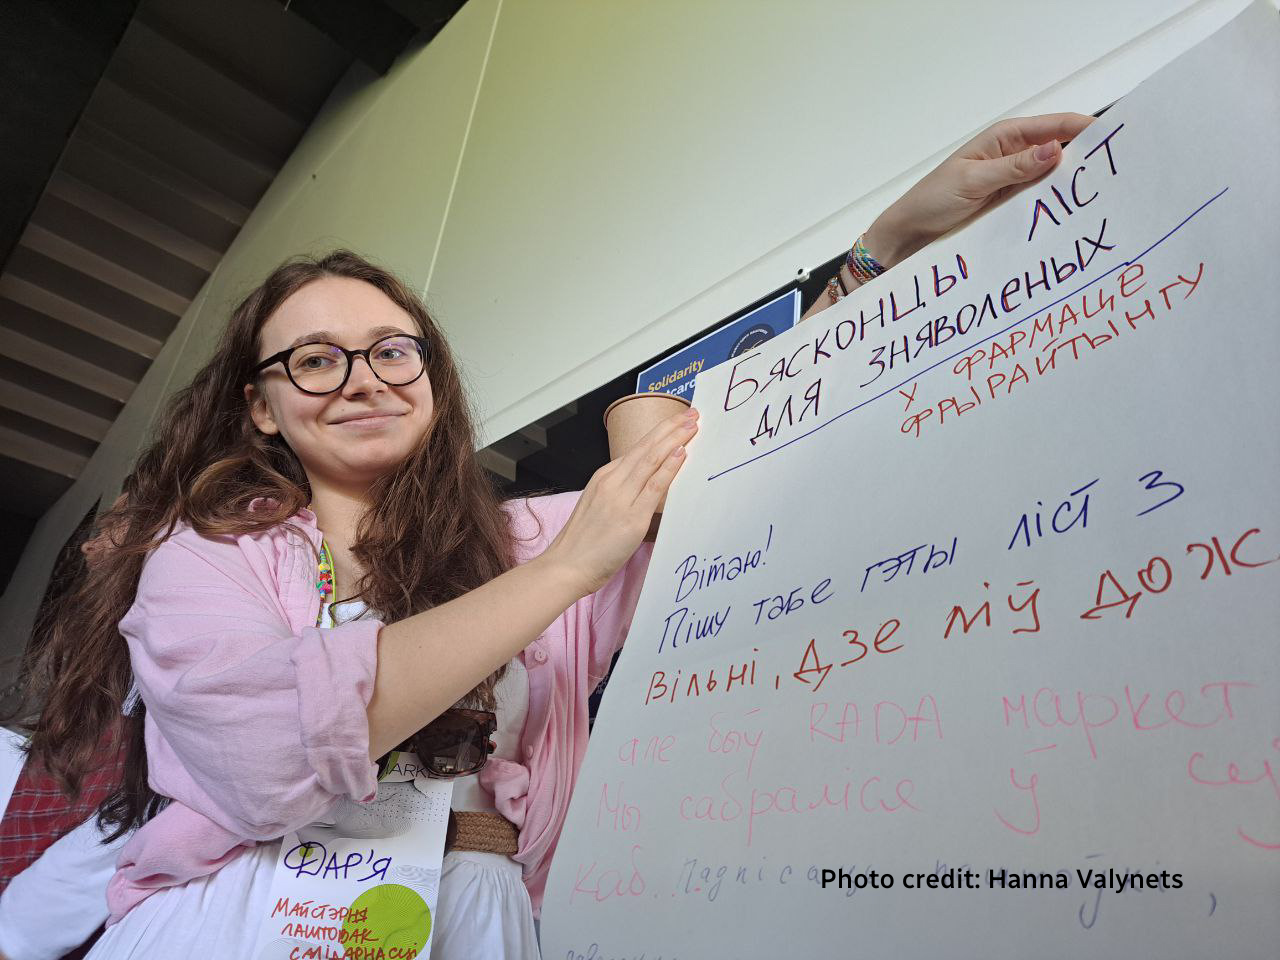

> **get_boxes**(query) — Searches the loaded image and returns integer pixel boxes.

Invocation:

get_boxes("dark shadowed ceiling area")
[0,0,467,587]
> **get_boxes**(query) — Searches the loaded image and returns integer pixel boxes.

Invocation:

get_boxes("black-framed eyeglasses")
[250,333,432,395]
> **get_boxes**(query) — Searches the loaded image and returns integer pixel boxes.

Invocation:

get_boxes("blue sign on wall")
[635,289,799,402]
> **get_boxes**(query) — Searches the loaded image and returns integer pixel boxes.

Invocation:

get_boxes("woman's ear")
[244,383,279,436]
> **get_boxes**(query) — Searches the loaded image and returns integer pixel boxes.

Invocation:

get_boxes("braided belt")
[446,810,519,856]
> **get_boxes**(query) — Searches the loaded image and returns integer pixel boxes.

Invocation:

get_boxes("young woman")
[2,112,1091,960]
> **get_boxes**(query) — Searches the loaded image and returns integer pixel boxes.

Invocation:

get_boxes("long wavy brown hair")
[15,250,514,837]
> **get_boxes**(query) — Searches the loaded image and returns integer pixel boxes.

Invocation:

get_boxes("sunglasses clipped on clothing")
[378,707,498,781]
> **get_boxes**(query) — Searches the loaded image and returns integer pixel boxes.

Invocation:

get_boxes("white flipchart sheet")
[542,4,1280,958]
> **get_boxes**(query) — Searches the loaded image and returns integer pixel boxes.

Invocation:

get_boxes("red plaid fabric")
[0,756,122,887]
[0,741,124,959]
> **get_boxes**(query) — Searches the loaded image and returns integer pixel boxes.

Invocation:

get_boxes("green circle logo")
[342,883,431,956]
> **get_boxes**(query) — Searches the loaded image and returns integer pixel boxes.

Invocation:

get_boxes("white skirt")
[86,843,541,959]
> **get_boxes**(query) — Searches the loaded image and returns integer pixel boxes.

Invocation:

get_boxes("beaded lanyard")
[316,540,335,602]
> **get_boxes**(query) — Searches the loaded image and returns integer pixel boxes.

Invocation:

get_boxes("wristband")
[845,233,887,285]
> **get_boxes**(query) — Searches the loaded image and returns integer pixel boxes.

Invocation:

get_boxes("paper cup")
[603,392,693,535]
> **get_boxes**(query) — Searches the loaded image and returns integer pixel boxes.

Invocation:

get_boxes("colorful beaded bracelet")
[846,233,887,286]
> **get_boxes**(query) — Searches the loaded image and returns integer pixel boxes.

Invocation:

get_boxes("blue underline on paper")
[705,186,1229,483]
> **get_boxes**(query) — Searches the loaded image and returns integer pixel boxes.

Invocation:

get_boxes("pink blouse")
[107,492,652,920]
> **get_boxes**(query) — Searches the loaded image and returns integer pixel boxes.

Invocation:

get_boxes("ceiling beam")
[19,224,190,317]
[0,274,164,358]
[46,171,221,271]
[0,423,88,478]
[0,326,136,403]
[0,377,112,441]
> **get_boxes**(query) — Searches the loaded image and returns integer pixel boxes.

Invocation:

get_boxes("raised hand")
[866,113,1096,268]
[544,408,699,595]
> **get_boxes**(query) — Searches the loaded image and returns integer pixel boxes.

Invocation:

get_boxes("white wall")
[433,0,1263,446]
[2,0,1261,662]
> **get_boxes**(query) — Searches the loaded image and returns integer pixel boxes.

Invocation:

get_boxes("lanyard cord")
[316,539,336,602]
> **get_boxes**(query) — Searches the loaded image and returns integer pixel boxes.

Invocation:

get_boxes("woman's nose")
[342,354,384,396]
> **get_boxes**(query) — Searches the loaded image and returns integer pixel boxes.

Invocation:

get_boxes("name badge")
[250,754,453,959]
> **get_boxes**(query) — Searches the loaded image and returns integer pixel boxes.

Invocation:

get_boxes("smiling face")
[245,275,435,492]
